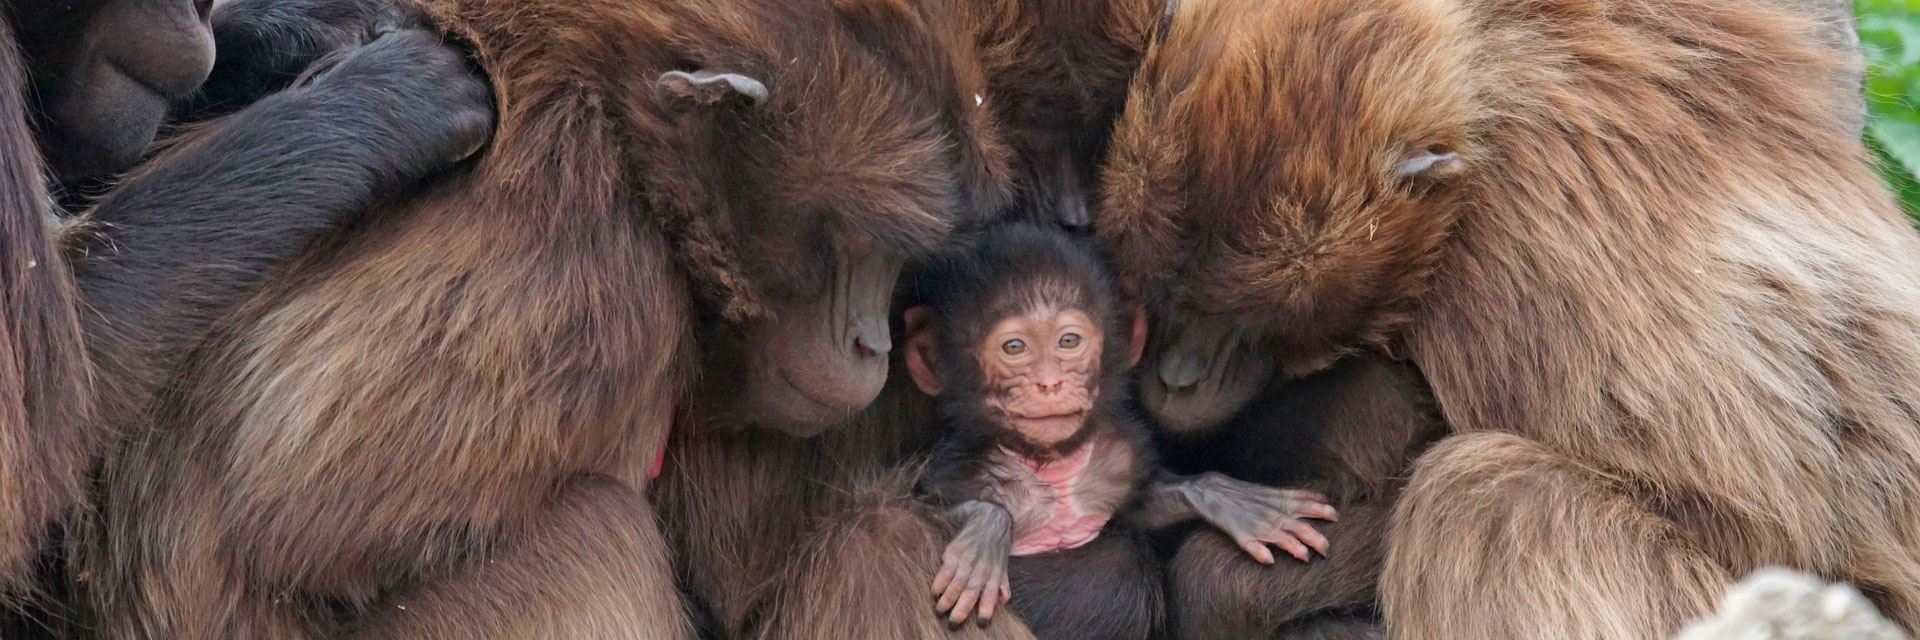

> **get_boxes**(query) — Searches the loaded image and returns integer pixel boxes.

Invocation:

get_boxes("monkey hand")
[1181,472,1337,565]
[932,501,1014,626]
[300,29,496,182]
[193,0,438,117]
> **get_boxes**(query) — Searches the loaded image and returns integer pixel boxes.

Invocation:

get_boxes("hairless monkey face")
[976,307,1103,447]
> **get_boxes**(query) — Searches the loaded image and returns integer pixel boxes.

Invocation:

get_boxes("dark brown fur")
[1099,0,1920,638]
[0,16,91,592]
[76,0,1008,636]
[948,0,1156,228]
[1157,355,1440,639]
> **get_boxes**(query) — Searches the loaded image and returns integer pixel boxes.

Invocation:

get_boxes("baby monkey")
[905,224,1337,633]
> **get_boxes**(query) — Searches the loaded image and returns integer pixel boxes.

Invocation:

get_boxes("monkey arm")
[933,500,1015,625]
[1133,471,1338,564]
[67,30,493,432]
[183,0,423,120]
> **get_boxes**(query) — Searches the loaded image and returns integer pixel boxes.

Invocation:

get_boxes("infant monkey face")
[978,307,1102,446]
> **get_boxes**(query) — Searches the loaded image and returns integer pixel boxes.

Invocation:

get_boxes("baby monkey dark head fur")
[906,223,1146,461]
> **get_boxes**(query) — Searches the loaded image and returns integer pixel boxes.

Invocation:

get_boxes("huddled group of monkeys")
[0,0,1915,638]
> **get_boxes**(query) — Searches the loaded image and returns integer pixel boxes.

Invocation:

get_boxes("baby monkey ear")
[902,306,943,395]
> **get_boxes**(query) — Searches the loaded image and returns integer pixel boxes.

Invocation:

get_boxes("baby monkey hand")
[1176,472,1338,565]
[932,501,1015,625]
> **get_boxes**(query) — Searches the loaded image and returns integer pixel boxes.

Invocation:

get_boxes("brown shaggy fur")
[0,18,91,592]
[657,364,1045,639]
[946,0,1157,227]
[75,0,1010,636]
[1099,0,1920,638]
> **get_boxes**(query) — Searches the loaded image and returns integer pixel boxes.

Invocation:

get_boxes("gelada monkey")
[903,223,1336,638]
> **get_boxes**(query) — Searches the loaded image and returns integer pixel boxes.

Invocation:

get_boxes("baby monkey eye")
[1058,333,1082,349]
[1002,339,1027,355]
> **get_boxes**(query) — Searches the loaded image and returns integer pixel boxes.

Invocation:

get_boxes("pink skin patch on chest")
[647,404,674,480]
[1006,443,1111,556]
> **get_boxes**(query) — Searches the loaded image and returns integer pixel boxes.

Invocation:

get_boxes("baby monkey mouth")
[1007,410,1089,445]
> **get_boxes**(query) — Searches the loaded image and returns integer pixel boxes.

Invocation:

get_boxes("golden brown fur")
[76,0,1010,636]
[1099,0,1920,638]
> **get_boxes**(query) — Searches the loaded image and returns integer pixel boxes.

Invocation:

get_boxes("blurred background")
[1861,0,1920,216]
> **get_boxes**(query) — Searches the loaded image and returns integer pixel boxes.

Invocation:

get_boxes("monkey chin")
[1011,413,1089,451]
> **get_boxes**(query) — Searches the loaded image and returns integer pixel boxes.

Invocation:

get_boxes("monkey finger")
[938,565,973,611]
[1270,535,1312,563]
[1286,489,1330,504]
[933,565,956,596]
[950,588,982,624]
[1279,521,1331,555]
[976,585,999,622]
[1286,499,1339,522]
[1238,538,1277,565]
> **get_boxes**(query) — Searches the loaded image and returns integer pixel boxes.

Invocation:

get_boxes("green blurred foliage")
[1860,0,1920,217]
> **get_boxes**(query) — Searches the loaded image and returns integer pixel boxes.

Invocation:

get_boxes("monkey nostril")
[853,332,891,358]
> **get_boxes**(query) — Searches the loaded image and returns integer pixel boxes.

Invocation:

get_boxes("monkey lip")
[1008,411,1087,441]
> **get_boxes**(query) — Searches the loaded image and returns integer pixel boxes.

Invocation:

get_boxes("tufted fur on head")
[1099,0,1481,376]
[414,0,1014,324]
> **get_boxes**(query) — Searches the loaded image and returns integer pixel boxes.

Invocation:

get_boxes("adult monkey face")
[660,37,1009,436]
[731,233,902,434]
[1136,313,1273,435]
[1097,0,1469,435]
[9,0,216,180]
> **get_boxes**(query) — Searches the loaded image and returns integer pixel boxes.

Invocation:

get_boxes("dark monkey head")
[1096,0,1476,435]
[904,224,1145,457]
[660,0,1015,435]
[7,0,217,180]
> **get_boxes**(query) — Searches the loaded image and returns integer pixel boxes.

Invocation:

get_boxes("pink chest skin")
[1001,442,1114,556]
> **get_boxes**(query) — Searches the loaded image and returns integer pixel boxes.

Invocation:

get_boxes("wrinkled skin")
[700,236,904,436]
[978,308,1102,447]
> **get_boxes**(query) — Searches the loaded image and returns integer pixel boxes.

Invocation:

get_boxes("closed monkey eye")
[1002,339,1027,355]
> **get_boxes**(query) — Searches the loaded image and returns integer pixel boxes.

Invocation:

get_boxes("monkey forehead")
[984,307,1100,341]
[1138,0,1477,199]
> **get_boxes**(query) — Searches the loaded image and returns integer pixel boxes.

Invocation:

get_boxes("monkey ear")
[1394,146,1462,187]
[1126,302,1149,367]
[902,306,943,395]
[655,70,768,112]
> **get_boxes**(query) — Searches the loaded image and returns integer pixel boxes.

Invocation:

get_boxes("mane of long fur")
[1414,0,1920,576]
[411,0,1013,323]
[0,16,89,592]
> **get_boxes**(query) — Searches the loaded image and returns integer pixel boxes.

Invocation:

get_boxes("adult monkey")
[950,0,1155,229]
[0,0,490,597]
[1098,1,1920,640]
[77,0,1013,636]
[645,1,1043,635]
